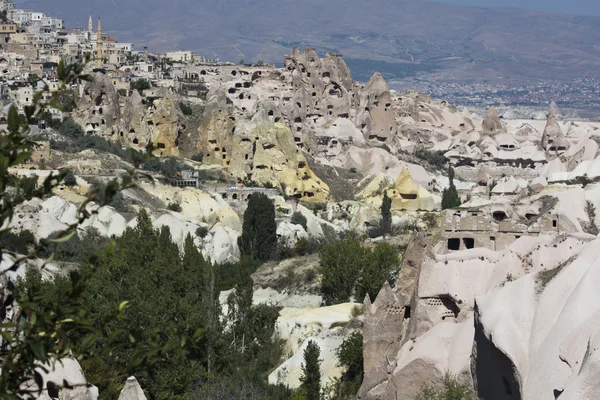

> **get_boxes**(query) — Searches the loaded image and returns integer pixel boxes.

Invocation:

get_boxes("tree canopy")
[300,340,322,400]
[320,240,400,305]
[238,193,277,261]
[442,166,461,210]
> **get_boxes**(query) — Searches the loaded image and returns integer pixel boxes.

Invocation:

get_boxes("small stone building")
[442,207,563,252]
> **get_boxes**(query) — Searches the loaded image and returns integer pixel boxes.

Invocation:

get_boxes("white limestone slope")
[268,303,361,390]
[474,237,600,399]
[10,195,241,265]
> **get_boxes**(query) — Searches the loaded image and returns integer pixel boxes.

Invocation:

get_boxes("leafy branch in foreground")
[0,57,163,399]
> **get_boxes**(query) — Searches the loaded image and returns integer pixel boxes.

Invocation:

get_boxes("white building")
[113,42,133,52]
[41,16,63,29]
[165,51,192,63]
[10,9,32,24]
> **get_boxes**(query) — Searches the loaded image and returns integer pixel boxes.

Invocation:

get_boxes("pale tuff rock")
[360,231,593,399]
[481,106,504,134]
[137,181,242,232]
[357,72,398,144]
[269,336,345,390]
[74,74,184,157]
[472,237,600,399]
[360,229,433,398]
[549,100,561,118]
[24,358,99,400]
[269,303,361,390]
[192,83,331,202]
[73,73,121,139]
[118,377,147,400]
[11,195,239,264]
[355,168,439,212]
[541,114,570,159]
[277,221,308,248]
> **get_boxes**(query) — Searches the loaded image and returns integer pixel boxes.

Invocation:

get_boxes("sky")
[434,0,600,16]
[14,0,600,16]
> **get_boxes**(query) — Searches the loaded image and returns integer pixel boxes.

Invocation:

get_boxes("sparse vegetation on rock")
[415,372,478,400]
[291,211,308,230]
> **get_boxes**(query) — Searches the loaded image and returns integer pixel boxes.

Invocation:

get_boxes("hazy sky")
[14,0,600,16]
[434,0,600,16]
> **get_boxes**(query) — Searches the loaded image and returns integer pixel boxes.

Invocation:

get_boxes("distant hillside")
[24,0,600,83]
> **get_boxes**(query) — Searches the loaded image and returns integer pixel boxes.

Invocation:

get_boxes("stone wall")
[455,165,542,182]
[442,208,564,252]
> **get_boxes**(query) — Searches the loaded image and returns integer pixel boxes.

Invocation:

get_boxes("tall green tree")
[380,190,392,236]
[356,242,399,303]
[320,239,367,305]
[320,240,399,305]
[300,341,322,400]
[335,332,364,398]
[442,166,461,210]
[238,193,277,261]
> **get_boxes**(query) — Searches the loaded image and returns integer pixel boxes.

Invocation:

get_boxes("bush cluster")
[414,148,448,169]
[320,239,400,305]
[21,210,285,399]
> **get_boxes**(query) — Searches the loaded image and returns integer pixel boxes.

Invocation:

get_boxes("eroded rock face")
[356,72,398,145]
[74,75,184,157]
[118,376,147,400]
[73,73,121,139]
[482,106,504,134]
[188,84,331,202]
[471,237,600,400]
[359,229,434,399]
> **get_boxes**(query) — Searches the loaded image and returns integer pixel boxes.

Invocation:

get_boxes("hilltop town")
[3,0,600,399]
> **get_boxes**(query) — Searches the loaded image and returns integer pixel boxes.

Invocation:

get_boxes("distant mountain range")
[23,0,600,84]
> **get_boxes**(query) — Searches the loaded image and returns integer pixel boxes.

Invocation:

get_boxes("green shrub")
[356,242,399,302]
[191,153,204,162]
[291,212,308,230]
[335,332,364,398]
[415,149,448,169]
[132,78,151,93]
[294,237,310,256]
[0,230,36,254]
[142,157,193,177]
[421,213,439,231]
[38,228,108,264]
[196,226,209,238]
[53,119,141,163]
[320,240,399,305]
[87,179,129,212]
[179,102,194,116]
[57,118,84,140]
[167,202,183,212]
[380,191,392,237]
[415,372,478,400]
[63,169,77,186]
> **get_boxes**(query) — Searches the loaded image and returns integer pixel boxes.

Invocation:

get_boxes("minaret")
[96,19,103,68]
[88,16,93,33]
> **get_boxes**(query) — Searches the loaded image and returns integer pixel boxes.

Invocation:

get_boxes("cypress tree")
[300,340,322,400]
[238,193,277,261]
[442,166,461,210]
[380,190,392,236]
